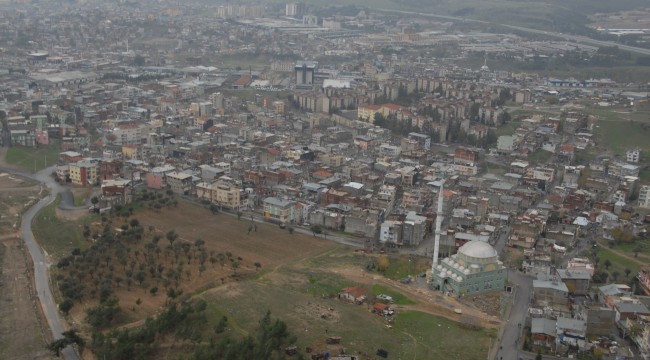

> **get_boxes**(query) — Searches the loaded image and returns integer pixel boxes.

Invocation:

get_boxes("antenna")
[431,179,445,270]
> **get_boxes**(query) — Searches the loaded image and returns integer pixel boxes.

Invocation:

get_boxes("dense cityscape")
[1,1,650,359]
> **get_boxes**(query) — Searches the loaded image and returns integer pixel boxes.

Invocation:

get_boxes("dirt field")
[0,170,52,360]
[137,201,336,272]
[0,173,41,234]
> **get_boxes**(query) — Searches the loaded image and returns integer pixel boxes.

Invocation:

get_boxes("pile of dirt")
[462,291,503,318]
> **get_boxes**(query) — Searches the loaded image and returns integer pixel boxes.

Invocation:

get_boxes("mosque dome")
[458,241,498,259]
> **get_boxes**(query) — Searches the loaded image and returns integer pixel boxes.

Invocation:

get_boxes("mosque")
[430,241,506,297]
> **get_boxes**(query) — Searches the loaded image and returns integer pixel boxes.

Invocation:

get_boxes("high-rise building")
[285,2,305,18]
[295,61,317,86]
[639,185,650,209]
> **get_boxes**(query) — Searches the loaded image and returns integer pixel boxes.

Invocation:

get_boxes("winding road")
[1,165,81,360]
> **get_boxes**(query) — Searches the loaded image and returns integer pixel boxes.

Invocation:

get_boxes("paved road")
[1,165,80,360]
[496,270,533,360]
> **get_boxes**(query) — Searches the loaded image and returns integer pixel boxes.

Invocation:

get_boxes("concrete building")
[555,269,591,295]
[408,132,431,150]
[285,2,306,18]
[533,279,569,307]
[69,159,98,186]
[263,197,295,224]
[626,149,641,163]
[639,185,650,209]
[196,180,249,210]
[146,165,176,190]
[430,241,506,297]
[295,61,317,86]
[166,171,193,195]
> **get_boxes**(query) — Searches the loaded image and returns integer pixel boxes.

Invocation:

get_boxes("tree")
[254,262,261,271]
[377,256,390,272]
[634,245,642,258]
[150,286,158,296]
[135,271,145,286]
[133,55,145,66]
[47,330,85,357]
[59,298,74,315]
[604,259,612,270]
[612,271,620,282]
[166,230,178,247]
[214,316,228,334]
[310,225,322,236]
[231,260,240,275]
[624,268,631,278]
[91,196,99,210]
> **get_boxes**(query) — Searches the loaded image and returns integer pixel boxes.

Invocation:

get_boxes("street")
[1,165,80,360]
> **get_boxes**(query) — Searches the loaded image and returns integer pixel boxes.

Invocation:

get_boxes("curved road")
[2,165,81,360]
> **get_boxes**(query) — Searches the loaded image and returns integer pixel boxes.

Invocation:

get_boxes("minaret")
[480,54,489,72]
[431,180,445,270]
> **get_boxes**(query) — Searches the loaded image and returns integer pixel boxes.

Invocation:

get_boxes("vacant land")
[527,149,553,164]
[32,196,89,259]
[0,173,40,234]
[0,239,51,360]
[595,119,650,156]
[495,121,521,137]
[0,173,50,359]
[596,245,644,283]
[4,141,61,172]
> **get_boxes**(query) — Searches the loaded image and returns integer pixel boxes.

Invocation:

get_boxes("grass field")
[5,141,60,172]
[594,119,650,156]
[596,246,642,283]
[640,168,650,184]
[371,284,416,305]
[31,195,90,258]
[495,121,521,137]
[527,149,553,164]
[382,255,430,280]
[202,278,491,359]
[394,311,493,359]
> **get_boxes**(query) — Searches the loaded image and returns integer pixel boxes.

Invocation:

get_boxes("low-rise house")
[598,284,633,307]
[546,225,578,247]
[555,269,591,295]
[555,317,587,349]
[531,318,557,349]
[615,303,650,323]
[533,279,569,307]
[639,265,650,296]
[59,151,83,164]
[100,178,132,206]
[147,165,176,190]
[338,286,367,304]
